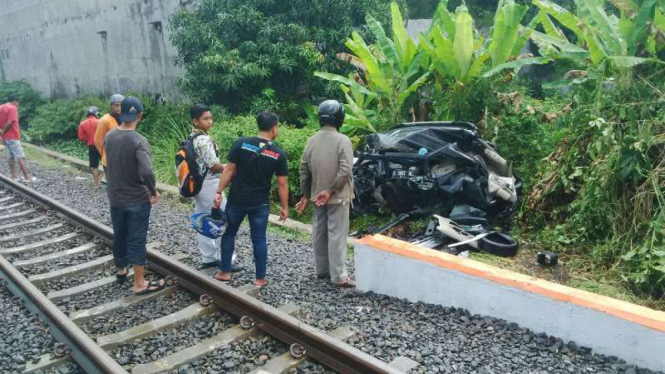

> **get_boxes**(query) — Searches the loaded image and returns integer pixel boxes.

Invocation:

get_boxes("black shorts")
[88,145,100,168]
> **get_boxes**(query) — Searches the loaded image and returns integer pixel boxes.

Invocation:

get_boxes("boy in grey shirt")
[105,96,164,295]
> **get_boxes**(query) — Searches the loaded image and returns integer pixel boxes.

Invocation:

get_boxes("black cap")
[118,96,143,123]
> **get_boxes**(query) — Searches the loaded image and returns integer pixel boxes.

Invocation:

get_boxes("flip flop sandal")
[134,280,165,296]
[253,280,268,288]
[116,268,129,282]
[213,274,231,283]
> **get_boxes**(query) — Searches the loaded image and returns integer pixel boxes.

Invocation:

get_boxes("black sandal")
[116,268,129,282]
[134,280,165,295]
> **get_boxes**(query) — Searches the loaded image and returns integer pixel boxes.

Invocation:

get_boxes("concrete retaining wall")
[356,235,665,372]
[0,0,183,100]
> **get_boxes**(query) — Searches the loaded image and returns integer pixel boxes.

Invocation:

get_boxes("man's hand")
[149,191,160,205]
[279,207,289,222]
[213,192,223,209]
[295,196,309,214]
[315,190,331,207]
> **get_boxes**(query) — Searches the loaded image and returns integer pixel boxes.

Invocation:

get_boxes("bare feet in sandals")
[333,278,356,288]
[133,279,165,295]
[253,278,268,288]
[214,271,231,282]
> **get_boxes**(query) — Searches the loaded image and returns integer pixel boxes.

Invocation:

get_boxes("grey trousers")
[312,202,350,283]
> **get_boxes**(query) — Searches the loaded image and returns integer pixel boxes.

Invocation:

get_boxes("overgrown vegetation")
[2,0,664,305]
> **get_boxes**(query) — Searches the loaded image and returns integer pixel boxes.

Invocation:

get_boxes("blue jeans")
[110,203,151,268]
[220,203,270,279]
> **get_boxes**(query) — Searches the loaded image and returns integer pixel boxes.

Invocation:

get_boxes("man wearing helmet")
[78,107,101,189]
[94,94,124,171]
[296,100,356,288]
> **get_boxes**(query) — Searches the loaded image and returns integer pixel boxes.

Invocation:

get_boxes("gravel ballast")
[0,281,57,374]
[0,156,662,374]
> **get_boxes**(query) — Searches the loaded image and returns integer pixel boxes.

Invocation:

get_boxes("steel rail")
[0,255,130,374]
[0,174,402,374]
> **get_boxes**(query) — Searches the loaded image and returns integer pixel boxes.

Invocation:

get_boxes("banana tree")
[419,0,545,119]
[530,0,664,71]
[315,2,429,131]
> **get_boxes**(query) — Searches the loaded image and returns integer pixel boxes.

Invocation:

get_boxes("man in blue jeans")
[213,111,289,287]
[105,96,164,295]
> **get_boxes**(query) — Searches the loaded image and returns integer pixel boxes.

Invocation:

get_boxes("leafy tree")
[169,0,404,122]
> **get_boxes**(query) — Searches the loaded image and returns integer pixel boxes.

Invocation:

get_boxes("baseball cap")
[118,96,143,123]
[110,94,124,105]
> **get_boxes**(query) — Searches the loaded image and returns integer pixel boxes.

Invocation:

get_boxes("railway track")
[0,174,417,374]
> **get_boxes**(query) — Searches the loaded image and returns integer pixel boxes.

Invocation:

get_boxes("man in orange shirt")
[78,107,101,189]
[0,95,35,182]
[94,94,124,170]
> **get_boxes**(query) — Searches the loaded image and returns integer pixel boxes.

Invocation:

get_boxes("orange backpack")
[175,134,206,197]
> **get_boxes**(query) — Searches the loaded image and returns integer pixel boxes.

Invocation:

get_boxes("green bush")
[0,80,44,127]
[150,113,316,195]
[526,70,665,297]
[25,96,107,143]
[43,139,88,160]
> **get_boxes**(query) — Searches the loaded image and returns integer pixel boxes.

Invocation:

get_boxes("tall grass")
[149,117,191,185]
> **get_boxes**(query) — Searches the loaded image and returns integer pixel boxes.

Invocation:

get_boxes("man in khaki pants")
[296,100,355,288]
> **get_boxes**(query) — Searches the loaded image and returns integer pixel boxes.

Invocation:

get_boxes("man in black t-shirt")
[213,111,289,287]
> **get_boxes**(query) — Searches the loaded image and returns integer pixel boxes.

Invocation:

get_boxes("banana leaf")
[391,2,416,72]
[366,14,399,71]
[398,72,431,104]
[429,0,455,40]
[314,72,378,97]
[512,18,538,56]
[466,52,491,81]
[608,55,655,67]
[453,5,474,78]
[538,12,568,40]
[529,29,590,59]
[424,28,461,80]
[575,0,626,55]
[628,0,657,54]
[403,51,427,83]
[618,14,634,43]
[533,0,584,39]
[656,9,665,31]
[346,32,391,93]
[584,27,609,65]
[482,56,551,77]
[489,0,527,67]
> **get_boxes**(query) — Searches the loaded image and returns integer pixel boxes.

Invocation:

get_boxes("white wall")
[356,240,665,372]
[0,0,184,100]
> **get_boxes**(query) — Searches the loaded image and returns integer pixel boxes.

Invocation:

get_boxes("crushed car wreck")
[352,121,521,257]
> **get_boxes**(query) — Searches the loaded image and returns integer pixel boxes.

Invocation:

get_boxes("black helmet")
[318,100,345,128]
[87,106,100,118]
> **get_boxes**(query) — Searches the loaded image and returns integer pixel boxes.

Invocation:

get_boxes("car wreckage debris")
[352,122,521,257]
